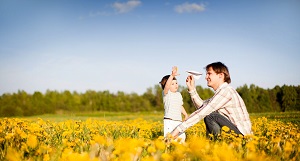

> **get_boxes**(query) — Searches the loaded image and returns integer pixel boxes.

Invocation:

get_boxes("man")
[171,62,252,139]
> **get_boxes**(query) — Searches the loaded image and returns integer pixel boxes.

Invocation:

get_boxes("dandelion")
[222,126,230,133]
[93,135,106,145]
[147,146,156,153]
[27,134,38,149]
[1,117,300,161]
[284,141,293,152]
[161,153,173,161]
[5,147,21,161]
[5,133,14,140]
[154,139,165,151]
[43,154,50,161]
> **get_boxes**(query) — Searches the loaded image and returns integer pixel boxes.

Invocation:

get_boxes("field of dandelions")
[0,113,299,161]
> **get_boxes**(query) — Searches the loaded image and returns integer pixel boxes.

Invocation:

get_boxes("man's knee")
[204,112,217,123]
[204,115,209,123]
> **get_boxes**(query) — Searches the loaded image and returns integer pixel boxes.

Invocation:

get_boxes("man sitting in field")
[170,62,252,139]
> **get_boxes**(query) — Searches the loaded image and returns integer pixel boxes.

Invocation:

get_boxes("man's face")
[205,67,221,90]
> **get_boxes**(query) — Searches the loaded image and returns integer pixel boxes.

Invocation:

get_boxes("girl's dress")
[163,90,186,142]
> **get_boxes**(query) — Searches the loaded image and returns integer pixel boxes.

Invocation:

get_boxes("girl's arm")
[163,66,179,95]
[181,106,188,121]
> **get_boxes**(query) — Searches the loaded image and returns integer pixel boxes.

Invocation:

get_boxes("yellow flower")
[5,147,21,161]
[154,139,165,151]
[43,154,50,161]
[147,146,156,153]
[27,134,38,149]
[284,141,293,152]
[94,135,106,145]
[222,126,230,132]
[161,153,173,161]
[5,133,14,140]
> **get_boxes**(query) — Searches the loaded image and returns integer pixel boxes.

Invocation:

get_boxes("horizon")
[0,82,294,95]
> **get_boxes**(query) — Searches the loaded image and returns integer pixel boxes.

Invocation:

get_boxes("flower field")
[0,116,299,161]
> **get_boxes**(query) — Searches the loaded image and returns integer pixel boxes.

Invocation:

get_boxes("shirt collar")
[215,82,228,92]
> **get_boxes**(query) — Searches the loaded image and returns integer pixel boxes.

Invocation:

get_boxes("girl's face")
[169,80,178,92]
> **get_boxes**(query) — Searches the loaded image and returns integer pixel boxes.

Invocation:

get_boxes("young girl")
[159,66,188,142]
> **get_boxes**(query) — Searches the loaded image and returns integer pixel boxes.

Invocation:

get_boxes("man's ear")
[219,73,224,79]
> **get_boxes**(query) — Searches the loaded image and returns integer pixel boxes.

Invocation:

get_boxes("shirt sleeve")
[188,89,204,109]
[176,87,231,132]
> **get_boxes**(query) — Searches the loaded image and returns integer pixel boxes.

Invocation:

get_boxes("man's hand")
[186,75,195,91]
[170,129,180,139]
[164,133,174,144]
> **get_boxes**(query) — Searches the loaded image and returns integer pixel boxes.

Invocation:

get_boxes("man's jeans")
[204,112,242,139]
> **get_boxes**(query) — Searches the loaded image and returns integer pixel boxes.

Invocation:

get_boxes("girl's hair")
[206,62,231,83]
[159,75,176,90]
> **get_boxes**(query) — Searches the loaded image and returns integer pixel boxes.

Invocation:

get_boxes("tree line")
[0,84,299,117]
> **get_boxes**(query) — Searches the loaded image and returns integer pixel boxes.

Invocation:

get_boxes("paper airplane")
[186,71,202,80]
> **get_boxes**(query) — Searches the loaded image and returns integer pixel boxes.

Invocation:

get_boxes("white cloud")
[175,2,206,13]
[112,0,141,13]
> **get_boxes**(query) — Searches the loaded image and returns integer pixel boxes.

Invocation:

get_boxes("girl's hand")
[184,115,188,121]
[172,66,179,77]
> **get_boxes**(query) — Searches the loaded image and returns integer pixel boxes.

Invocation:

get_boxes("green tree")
[16,90,32,116]
[237,84,254,112]
[44,90,60,113]
[281,85,297,112]
[1,84,299,117]
[0,93,23,116]
[81,90,98,111]
[268,86,281,112]
[142,85,164,112]
[295,85,300,111]
[143,87,157,109]
[32,91,46,114]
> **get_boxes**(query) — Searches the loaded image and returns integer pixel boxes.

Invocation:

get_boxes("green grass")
[24,111,164,122]
[250,111,300,126]
[21,111,300,126]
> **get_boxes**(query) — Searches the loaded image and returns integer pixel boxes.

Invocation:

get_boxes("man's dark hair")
[206,62,231,84]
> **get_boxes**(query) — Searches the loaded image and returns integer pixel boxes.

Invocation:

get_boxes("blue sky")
[0,0,299,95]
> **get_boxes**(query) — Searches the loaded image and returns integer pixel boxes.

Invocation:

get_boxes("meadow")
[1,111,299,161]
